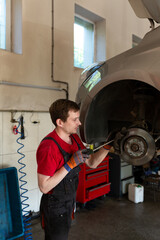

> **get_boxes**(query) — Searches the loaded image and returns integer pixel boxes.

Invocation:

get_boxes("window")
[74,16,94,68]
[0,0,6,49]
[74,4,107,69]
[0,0,22,54]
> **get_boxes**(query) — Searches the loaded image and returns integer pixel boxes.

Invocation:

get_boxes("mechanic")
[36,99,112,240]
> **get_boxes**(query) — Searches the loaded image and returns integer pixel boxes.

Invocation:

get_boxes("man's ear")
[56,118,64,127]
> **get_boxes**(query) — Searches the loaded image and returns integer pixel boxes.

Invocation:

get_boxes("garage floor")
[19,194,160,240]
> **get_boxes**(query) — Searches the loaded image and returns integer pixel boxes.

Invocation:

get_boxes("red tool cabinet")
[76,156,110,203]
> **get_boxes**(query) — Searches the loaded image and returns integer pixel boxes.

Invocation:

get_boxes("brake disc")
[120,128,156,166]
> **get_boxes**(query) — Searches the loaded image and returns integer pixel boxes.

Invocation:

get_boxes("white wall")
[0,0,150,212]
[0,0,150,110]
[0,111,54,212]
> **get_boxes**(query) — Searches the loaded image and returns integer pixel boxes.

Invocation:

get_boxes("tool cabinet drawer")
[86,160,108,170]
[86,183,111,200]
[86,173,109,188]
[86,170,108,180]
[76,156,110,203]
[86,164,108,174]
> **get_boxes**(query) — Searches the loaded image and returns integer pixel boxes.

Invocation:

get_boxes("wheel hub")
[120,128,155,166]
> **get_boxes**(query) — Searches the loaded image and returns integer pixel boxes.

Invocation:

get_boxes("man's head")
[49,99,80,127]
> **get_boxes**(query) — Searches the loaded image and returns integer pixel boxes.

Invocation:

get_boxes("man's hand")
[64,150,89,172]
[103,144,115,153]
[103,144,112,150]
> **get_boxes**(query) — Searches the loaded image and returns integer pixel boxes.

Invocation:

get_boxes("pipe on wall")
[51,0,69,99]
[0,80,64,91]
[0,80,68,111]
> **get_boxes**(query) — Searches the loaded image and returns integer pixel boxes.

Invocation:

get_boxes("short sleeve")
[37,144,59,176]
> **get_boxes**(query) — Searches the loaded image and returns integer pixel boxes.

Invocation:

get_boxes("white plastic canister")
[128,184,144,203]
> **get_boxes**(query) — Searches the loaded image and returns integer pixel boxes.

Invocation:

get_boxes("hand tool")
[82,139,114,155]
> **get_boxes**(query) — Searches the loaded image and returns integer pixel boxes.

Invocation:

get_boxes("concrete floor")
[18,194,160,240]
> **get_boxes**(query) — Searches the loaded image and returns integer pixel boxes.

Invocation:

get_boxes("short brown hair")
[49,99,80,126]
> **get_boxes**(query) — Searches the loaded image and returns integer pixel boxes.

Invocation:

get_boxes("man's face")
[62,110,81,135]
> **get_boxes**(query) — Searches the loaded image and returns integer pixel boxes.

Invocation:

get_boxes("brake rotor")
[120,128,156,166]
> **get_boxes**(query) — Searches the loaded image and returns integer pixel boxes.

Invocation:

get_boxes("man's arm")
[38,166,68,194]
[85,146,110,169]
[38,149,89,194]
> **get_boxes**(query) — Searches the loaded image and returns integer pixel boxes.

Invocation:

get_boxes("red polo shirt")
[36,130,85,176]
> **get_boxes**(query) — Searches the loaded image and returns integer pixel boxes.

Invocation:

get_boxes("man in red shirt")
[37,99,112,240]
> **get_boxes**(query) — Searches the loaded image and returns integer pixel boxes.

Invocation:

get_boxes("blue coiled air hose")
[16,116,33,240]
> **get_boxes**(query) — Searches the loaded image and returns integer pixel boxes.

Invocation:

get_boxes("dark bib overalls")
[40,135,81,240]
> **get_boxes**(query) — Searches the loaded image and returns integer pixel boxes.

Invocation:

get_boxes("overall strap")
[70,135,81,150]
[42,136,67,157]
[42,135,81,153]
[41,135,81,163]
[41,135,81,198]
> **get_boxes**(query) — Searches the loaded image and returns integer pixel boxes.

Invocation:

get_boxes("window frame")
[74,4,107,70]
[0,0,11,51]
[0,0,22,54]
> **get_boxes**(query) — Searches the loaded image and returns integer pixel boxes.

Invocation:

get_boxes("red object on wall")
[13,125,18,135]
[76,156,110,203]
